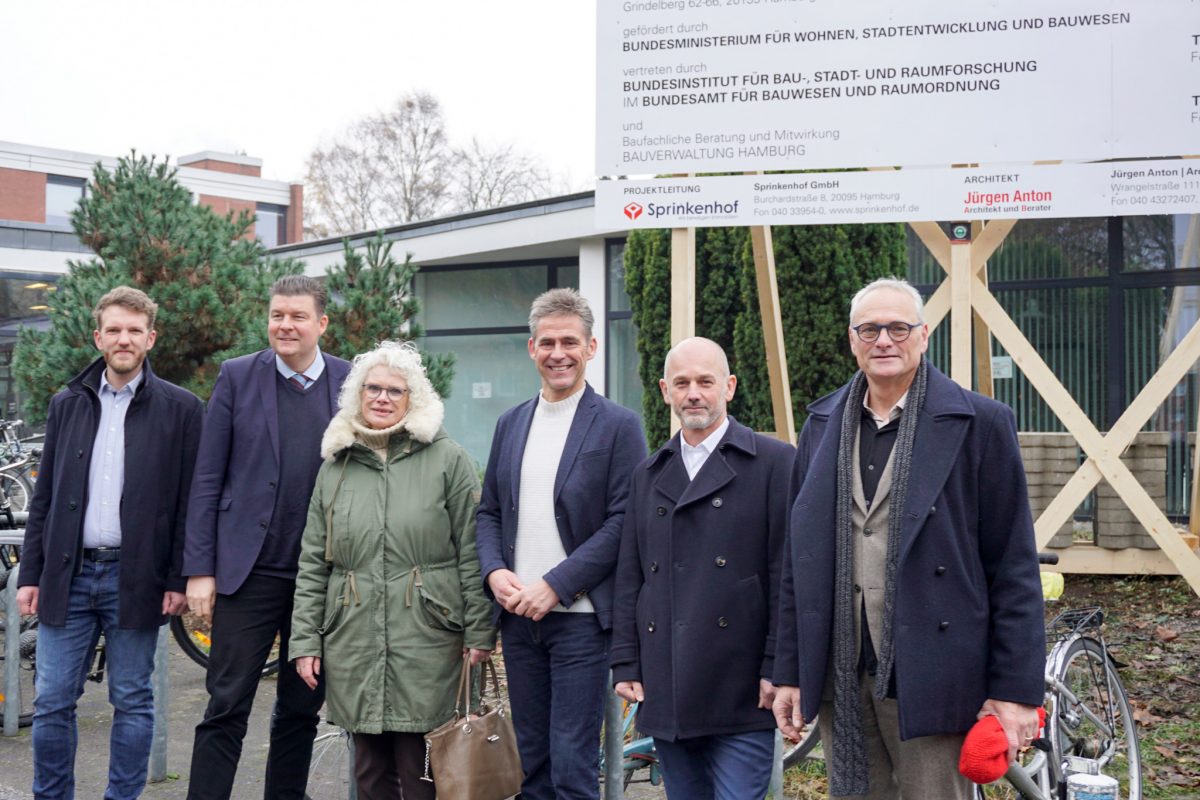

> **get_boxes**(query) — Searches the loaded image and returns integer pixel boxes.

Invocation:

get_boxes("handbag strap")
[452,652,473,719]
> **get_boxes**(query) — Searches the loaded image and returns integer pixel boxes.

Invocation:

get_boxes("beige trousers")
[817,674,973,799]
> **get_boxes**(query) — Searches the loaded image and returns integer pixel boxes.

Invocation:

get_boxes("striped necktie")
[289,373,310,390]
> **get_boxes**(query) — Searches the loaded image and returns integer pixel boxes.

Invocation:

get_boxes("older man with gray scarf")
[773,278,1044,798]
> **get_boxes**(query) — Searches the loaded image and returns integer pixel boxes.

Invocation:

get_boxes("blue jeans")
[500,612,609,800]
[653,729,775,800]
[33,560,159,800]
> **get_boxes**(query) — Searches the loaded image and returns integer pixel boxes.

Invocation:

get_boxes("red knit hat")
[958,707,1046,784]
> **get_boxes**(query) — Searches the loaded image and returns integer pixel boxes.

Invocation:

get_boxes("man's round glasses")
[852,321,922,343]
[362,384,409,401]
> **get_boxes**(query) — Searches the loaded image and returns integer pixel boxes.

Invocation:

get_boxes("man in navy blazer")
[476,288,646,800]
[183,276,351,800]
[773,279,1044,798]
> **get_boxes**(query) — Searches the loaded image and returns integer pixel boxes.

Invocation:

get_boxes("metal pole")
[603,678,624,800]
[3,561,20,736]
[769,729,784,798]
[149,624,169,781]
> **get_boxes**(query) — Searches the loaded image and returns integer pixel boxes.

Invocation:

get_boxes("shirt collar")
[680,415,730,456]
[100,367,143,397]
[863,389,907,428]
[275,350,326,382]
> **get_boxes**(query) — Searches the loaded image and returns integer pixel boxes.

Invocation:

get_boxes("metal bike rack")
[2,528,24,736]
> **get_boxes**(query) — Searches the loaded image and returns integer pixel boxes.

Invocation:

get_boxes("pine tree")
[12,153,300,422]
[321,235,455,398]
[624,229,672,448]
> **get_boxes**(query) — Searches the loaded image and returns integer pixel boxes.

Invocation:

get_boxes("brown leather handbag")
[422,655,523,800]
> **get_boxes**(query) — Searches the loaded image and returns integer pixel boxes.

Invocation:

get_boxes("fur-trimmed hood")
[319,394,445,461]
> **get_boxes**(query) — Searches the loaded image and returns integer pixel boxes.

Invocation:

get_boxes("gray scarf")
[829,359,928,796]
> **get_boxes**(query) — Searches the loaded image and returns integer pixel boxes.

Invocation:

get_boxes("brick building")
[0,140,303,416]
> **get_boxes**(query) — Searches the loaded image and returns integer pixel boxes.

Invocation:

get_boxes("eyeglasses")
[851,321,923,343]
[362,384,409,401]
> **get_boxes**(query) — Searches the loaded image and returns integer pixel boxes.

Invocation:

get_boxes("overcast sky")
[2,0,596,188]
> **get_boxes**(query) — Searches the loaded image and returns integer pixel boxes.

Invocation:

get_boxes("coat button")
[68,501,77,510]
[712,497,723,508]
[714,557,726,567]
[717,617,729,628]
[648,621,656,633]
[935,566,946,576]
[269,481,277,489]
[657,506,666,516]
[854,584,862,593]
[260,521,268,530]
[650,562,658,572]
[863,527,873,537]
[509,544,515,552]
[930,505,937,514]
[939,621,950,631]
[63,553,70,563]
[76,449,84,458]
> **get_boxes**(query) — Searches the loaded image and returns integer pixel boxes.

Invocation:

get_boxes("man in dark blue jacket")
[17,286,203,800]
[773,278,1044,798]
[612,337,793,800]
[183,275,351,800]
[476,288,645,800]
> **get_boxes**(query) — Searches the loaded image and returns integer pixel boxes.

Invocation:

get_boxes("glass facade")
[605,239,641,414]
[418,260,580,466]
[45,176,85,227]
[255,203,286,248]
[0,275,57,418]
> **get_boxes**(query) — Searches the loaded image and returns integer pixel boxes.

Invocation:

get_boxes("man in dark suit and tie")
[183,275,352,800]
[476,288,646,800]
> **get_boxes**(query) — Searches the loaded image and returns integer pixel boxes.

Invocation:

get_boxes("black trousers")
[187,573,325,800]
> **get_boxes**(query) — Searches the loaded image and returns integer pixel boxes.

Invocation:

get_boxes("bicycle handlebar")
[1037,552,1060,566]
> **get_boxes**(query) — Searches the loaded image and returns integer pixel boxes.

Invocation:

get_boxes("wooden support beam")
[750,225,796,443]
[924,280,951,330]
[949,237,973,388]
[971,277,1200,595]
[971,218,1017,267]
[1044,544,1182,576]
[908,221,951,275]
[971,221,994,398]
[670,226,697,437]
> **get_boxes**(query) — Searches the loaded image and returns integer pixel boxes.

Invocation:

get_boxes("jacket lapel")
[651,438,688,506]
[257,350,281,465]
[509,398,537,509]
[897,370,973,561]
[554,388,598,502]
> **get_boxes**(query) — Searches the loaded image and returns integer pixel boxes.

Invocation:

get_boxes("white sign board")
[596,0,1200,175]
[596,159,1200,227]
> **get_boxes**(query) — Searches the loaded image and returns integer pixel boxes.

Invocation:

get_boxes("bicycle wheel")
[303,725,355,800]
[781,716,822,769]
[0,469,31,513]
[1050,637,1141,799]
[170,613,282,677]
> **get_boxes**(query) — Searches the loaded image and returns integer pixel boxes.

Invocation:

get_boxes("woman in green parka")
[290,340,495,800]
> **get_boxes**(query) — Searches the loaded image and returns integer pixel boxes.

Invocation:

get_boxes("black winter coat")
[18,357,203,629]
[611,418,794,741]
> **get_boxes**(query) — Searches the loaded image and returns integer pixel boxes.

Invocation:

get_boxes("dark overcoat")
[475,383,646,629]
[773,364,1045,739]
[611,418,794,741]
[18,357,203,629]
[182,348,350,595]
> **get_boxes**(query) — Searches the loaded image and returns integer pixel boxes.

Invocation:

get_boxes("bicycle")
[170,611,281,677]
[600,698,665,790]
[302,722,356,800]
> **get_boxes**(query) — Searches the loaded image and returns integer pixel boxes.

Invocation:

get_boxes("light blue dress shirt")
[81,368,143,548]
[275,350,327,390]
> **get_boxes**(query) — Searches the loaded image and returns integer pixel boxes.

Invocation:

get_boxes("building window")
[417,259,578,465]
[256,203,287,248]
[604,238,641,415]
[45,176,86,227]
